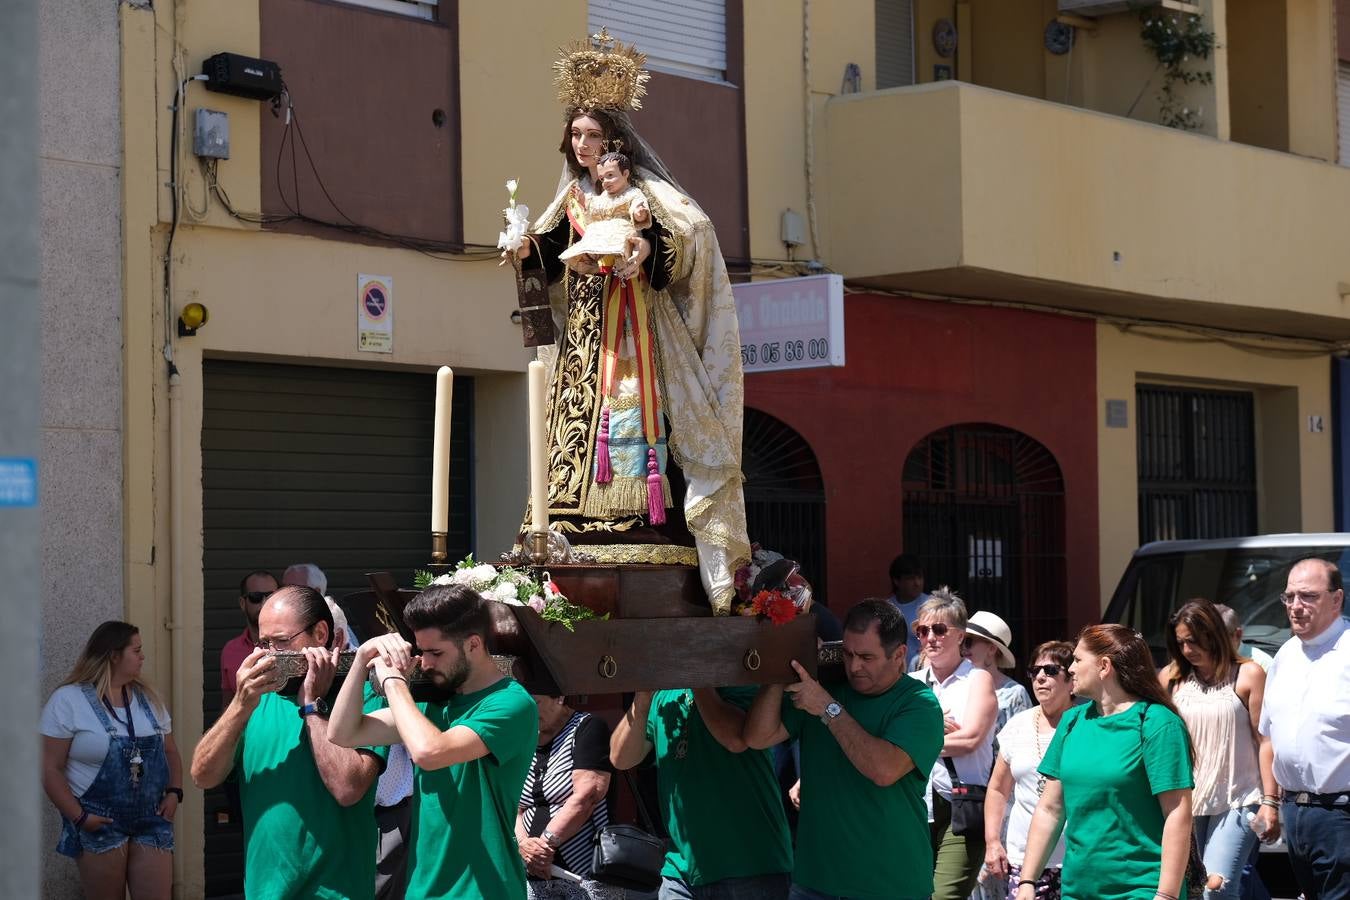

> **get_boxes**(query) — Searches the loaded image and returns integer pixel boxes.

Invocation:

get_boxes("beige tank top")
[1174,670,1262,814]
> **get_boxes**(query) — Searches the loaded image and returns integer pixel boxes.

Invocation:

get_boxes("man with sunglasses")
[1258,557,1350,900]
[192,586,388,899]
[220,569,278,696]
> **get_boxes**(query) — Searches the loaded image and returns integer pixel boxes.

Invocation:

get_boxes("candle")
[431,366,453,535]
[528,360,549,534]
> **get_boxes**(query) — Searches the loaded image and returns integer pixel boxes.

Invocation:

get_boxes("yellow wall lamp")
[178,302,210,337]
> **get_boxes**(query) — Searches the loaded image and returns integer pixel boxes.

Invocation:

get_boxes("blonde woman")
[911,588,1000,900]
[40,621,181,900]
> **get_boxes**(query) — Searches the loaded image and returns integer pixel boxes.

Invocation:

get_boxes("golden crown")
[554,28,650,111]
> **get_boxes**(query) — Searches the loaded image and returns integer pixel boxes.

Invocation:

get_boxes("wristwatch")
[542,829,561,849]
[820,701,843,725]
[299,697,330,718]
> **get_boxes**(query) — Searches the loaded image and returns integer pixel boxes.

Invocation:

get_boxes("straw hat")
[965,611,1016,669]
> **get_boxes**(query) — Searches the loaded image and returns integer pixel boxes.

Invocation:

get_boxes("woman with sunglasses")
[982,642,1075,899]
[910,588,999,900]
[1015,625,1193,900]
[1161,599,1277,900]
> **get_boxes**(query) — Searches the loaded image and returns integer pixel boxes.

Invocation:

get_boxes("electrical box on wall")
[201,52,283,101]
[194,108,230,160]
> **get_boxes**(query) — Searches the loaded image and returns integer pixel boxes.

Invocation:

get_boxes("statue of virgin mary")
[510,30,750,614]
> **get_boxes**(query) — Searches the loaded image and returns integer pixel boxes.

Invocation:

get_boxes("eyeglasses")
[258,625,313,650]
[1026,664,1064,679]
[1280,589,1333,607]
[914,623,951,639]
[243,591,272,604]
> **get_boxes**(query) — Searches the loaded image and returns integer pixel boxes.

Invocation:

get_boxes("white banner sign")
[733,274,844,373]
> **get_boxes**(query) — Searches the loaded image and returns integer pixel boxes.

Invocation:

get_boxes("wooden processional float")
[274,359,836,702]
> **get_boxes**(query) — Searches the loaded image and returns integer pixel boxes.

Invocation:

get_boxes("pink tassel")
[646,448,666,525]
[595,408,613,484]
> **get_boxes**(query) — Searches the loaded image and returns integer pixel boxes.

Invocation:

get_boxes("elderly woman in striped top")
[517,694,616,899]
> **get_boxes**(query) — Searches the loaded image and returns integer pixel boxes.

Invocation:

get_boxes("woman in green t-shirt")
[1015,624,1195,900]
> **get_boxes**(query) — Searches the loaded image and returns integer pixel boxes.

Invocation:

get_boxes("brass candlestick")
[430,531,448,564]
[527,530,549,566]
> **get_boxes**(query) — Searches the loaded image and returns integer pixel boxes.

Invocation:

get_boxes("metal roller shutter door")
[200,359,473,897]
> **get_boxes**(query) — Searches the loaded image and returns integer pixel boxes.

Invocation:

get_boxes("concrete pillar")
[0,0,43,895]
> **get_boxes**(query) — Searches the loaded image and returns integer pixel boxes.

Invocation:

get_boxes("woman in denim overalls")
[40,621,182,899]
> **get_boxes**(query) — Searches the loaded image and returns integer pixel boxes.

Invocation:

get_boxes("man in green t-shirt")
[610,686,793,898]
[329,583,539,900]
[746,599,944,900]
[190,586,388,899]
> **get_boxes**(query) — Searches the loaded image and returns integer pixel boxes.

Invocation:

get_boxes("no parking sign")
[358,274,394,352]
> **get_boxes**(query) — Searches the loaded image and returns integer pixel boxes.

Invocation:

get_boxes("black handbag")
[942,756,989,838]
[590,769,666,892]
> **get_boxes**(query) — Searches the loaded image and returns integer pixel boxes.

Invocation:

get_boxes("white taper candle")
[528,360,549,534]
[431,366,453,535]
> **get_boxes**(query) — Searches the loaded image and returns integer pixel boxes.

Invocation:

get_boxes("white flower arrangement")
[417,555,601,630]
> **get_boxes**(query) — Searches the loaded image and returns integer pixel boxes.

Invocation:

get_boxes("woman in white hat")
[965,611,1032,735]
[965,611,1034,900]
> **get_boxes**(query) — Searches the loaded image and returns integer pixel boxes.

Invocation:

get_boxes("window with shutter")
[876,0,915,89]
[1339,63,1350,166]
[589,0,728,82]
[331,0,437,21]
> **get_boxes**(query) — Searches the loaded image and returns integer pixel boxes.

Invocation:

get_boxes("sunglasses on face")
[913,623,950,639]
[1026,664,1064,679]
[243,591,272,604]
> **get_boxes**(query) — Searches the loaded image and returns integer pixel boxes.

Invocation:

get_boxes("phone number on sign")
[740,339,830,367]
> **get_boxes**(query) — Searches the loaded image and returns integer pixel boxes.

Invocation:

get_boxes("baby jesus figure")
[558,151,651,272]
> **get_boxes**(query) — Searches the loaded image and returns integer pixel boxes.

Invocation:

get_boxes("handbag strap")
[942,755,966,788]
[620,767,659,836]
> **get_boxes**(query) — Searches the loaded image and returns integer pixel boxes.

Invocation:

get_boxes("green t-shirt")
[1039,701,1194,900]
[646,688,793,886]
[234,686,389,900]
[783,676,944,900]
[407,678,538,900]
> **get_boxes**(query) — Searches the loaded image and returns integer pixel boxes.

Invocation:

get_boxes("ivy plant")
[1139,9,1216,130]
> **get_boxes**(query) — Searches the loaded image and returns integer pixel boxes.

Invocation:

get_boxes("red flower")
[751,589,799,625]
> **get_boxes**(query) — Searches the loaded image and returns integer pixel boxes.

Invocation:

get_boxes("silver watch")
[820,701,842,724]
[542,829,561,849]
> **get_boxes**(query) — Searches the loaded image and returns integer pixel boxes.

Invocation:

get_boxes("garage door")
[200,358,473,897]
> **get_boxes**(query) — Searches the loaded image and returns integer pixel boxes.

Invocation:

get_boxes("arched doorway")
[902,424,1067,662]
[742,409,827,602]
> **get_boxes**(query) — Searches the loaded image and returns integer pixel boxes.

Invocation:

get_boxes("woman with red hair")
[1014,625,1194,900]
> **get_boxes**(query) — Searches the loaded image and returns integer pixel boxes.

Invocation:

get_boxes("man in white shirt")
[885,553,930,671]
[1258,557,1350,900]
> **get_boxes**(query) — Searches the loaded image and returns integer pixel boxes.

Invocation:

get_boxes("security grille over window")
[902,424,1067,664]
[1136,385,1257,544]
[742,409,827,602]
[875,0,915,89]
[590,0,728,81]
[331,0,437,20]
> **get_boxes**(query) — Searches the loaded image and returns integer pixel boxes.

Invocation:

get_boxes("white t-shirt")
[1258,617,1350,794]
[40,684,173,797]
[912,659,996,817]
[996,707,1066,868]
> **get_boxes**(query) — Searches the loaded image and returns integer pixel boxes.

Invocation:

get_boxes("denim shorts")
[56,804,174,858]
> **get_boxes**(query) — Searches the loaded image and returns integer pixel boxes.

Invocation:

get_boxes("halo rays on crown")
[554,27,651,112]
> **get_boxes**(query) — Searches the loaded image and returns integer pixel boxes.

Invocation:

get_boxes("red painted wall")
[745,292,1101,636]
